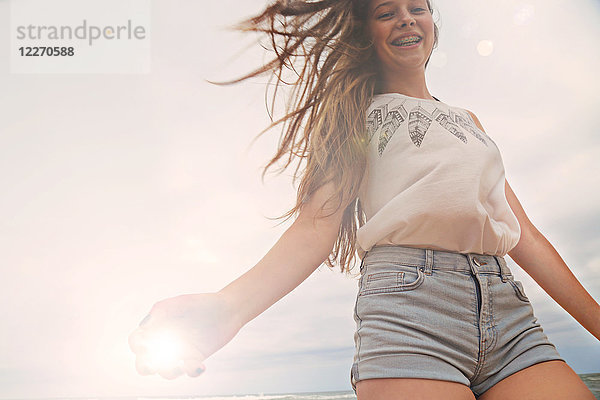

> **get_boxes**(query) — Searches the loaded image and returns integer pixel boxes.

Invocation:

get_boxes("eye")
[412,7,427,13]
[376,11,395,20]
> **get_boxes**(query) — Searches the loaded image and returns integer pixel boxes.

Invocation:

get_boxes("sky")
[1,0,599,397]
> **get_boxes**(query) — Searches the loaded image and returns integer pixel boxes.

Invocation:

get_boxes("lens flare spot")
[477,40,494,57]
[144,330,183,370]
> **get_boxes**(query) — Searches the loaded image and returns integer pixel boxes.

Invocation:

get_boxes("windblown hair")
[225,0,439,275]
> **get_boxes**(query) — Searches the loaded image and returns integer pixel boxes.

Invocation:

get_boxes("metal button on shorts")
[350,245,565,398]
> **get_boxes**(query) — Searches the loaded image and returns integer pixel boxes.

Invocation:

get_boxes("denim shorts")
[350,245,565,398]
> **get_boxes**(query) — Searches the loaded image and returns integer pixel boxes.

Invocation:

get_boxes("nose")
[396,11,416,28]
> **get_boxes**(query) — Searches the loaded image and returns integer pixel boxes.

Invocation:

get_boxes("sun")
[143,329,184,371]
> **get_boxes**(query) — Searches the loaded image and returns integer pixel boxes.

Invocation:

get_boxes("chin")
[387,57,428,71]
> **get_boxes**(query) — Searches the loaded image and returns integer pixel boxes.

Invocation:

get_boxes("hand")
[128,291,243,379]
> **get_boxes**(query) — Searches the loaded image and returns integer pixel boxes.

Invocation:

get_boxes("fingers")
[135,347,184,379]
[157,365,184,380]
[178,339,207,377]
[139,305,167,329]
[129,306,168,354]
[139,313,152,327]
[136,355,185,379]
[128,328,147,354]
[131,328,204,379]
[135,353,156,376]
[182,358,206,377]
[130,300,208,380]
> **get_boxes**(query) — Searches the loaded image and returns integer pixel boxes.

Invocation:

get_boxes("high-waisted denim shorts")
[350,245,565,397]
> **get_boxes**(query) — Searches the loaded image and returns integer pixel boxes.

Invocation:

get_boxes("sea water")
[13,375,600,400]
[138,374,600,400]
[581,373,600,399]
[136,375,599,400]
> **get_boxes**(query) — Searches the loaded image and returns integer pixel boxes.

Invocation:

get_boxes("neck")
[379,67,434,101]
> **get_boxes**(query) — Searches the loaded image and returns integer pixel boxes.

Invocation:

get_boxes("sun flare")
[144,330,183,370]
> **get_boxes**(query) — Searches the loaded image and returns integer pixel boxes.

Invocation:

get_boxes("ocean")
[12,375,600,400]
[143,373,600,399]
[125,373,600,400]
[581,373,600,399]
[181,374,600,399]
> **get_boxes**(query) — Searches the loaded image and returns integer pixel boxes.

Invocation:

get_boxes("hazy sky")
[1,0,599,398]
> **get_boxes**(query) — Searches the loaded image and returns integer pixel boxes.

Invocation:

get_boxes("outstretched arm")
[129,180,352,379]
[504,180,600,341]
[466,109,600,341]
[220,180,348,328]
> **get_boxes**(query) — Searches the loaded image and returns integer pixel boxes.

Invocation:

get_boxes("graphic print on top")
[367,101,493,156]
[356,93,521,257]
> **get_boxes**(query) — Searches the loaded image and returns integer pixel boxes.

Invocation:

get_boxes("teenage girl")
[129,1,599,398]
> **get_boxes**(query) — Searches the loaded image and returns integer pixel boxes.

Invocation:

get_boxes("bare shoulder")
[463,108,486,132]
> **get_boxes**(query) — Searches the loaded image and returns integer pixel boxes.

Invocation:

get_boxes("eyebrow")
[373,1,394,13]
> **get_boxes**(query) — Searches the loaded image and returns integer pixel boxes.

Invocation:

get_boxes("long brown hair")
[223,0,439,275]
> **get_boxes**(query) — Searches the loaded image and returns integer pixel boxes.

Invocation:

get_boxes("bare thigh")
[478,360,595,400]
[356,377,477,400]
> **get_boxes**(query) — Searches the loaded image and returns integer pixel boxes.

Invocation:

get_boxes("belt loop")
[425,248,434,275]
[495,255,509,282]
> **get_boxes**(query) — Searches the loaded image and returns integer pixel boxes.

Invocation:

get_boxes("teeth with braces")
[395,36,421,45]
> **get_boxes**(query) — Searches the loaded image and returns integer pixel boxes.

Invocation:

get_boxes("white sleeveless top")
[356,93,521,257]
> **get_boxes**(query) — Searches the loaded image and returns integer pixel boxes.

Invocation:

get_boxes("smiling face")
[367,0,436,77]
